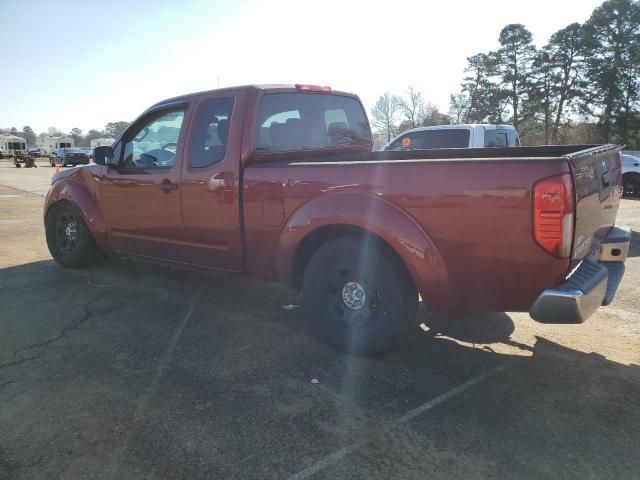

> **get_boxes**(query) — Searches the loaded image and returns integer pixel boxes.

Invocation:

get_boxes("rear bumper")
[530,226,631,324]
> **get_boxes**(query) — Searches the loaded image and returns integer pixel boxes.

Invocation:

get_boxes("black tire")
[623,173,640,197]
[45,201,98,268]
[302,237,417,355]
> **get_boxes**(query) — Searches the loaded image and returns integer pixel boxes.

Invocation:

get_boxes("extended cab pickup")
[44,84,631,354]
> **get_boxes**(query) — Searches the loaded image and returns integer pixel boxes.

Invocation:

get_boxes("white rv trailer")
[0,134,27,156]
[36,136,74,155]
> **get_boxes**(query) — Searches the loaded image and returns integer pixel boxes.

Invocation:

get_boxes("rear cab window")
[255,93,371,153]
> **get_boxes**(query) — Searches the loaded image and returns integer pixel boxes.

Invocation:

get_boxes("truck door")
[178,92,247,271]
[97,104,189,261]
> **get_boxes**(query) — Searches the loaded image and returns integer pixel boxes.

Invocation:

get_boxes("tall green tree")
[528,51,554,144]
[545,23,588,144]
[461,53,505,123]
[448,93,470,124]
[22,126,36,145]
[584,0,640,143]
[104,121,129,138]
[70,128,83,146]
[496,24,537,130]
[84,129,103,145]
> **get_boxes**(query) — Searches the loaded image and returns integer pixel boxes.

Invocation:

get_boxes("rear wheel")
[623,173,640,197]
[302,237,417,355]
[45,202,98,268]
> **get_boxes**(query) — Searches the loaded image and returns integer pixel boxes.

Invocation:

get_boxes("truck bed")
[243,144,623,312]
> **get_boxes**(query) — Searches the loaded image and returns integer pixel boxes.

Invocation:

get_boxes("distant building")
[36,136,74,155]
[0,134,27,156]
[90,138,115,149]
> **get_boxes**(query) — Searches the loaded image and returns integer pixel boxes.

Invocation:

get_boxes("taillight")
[533,173,574,258]
[295,84,332,92]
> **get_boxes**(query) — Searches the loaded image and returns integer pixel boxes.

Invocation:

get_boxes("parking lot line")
[286,361,512,480]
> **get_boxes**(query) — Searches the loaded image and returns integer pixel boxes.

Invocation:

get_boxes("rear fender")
[44,177,109,251]
[276,192,450,300]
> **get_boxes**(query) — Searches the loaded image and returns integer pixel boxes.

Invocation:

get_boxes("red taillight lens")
[295,84,332,92]
[533,173,574,258]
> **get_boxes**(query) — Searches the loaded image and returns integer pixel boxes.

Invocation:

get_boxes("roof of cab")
[150,84,356,109]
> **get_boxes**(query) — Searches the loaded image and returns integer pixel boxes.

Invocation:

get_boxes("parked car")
[78,147,93,160]
[43,84,629,354]
[385,124,520,151]
[27,147,41,157]
[49,148,90,167]
[622,153,640,197]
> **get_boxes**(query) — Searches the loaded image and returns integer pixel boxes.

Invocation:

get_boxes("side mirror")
[94,146,117,166]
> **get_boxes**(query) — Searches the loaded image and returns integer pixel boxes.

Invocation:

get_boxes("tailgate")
[568,145,623,266]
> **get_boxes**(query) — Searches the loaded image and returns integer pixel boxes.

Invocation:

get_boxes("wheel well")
[292,224,416,293]
[45,199,73,222]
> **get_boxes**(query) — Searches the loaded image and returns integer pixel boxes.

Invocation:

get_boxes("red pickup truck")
[44,84,631,354]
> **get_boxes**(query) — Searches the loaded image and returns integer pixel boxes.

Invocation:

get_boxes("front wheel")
[302,237,417,355]
[45,202,99,268]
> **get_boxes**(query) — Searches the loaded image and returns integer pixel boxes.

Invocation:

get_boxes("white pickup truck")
[385,124,520,151]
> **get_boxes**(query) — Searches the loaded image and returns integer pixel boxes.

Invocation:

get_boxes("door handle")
[159,179,178,192]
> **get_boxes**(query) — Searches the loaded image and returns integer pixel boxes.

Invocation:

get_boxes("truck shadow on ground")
[1,259,639,479]
[419,309,515,344]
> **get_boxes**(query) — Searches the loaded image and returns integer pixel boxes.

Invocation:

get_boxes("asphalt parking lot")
[1,160,639,479]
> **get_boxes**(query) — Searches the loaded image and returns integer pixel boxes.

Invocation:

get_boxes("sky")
[0,0,604,134]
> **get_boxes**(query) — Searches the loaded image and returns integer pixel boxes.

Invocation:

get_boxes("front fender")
[44,170,110,252]
[276,192,450,301]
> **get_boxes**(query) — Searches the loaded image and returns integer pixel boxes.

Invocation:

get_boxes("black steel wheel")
[302,237,417,355]
[45,202,98,268]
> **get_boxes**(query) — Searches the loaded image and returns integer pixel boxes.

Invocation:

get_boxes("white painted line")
[287,446,356,480]
[397,363,508,424]
[287,362,511,480]
[0,194,21,198]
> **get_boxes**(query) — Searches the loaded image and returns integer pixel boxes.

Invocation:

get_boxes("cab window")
[387,132,425,150]
[122,110,185,169]
[190,97,235,168]
[255,93,371,152]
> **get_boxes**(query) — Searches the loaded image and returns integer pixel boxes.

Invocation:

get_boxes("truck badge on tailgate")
[573,235,592,258]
